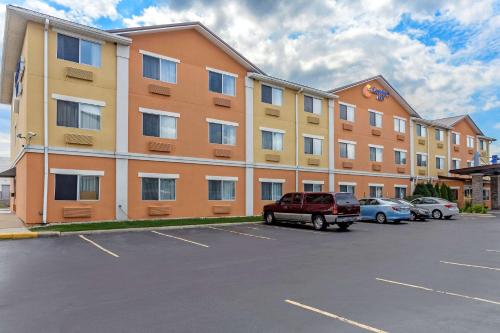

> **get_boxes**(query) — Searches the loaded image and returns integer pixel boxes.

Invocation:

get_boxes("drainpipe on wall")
[295,88,303,191]
[42,18,49,224]
[427,125,430,182]
[409,119,415,193]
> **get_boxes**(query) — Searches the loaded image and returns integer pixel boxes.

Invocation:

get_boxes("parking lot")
[1,216,500,332]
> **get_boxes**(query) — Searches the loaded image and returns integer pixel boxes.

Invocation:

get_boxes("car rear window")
[304,193,333,204]
[334,193,358,205]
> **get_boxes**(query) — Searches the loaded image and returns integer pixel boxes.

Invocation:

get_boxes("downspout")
[42,18,49,224]
[295,88,303,191]
[427,125,430,182]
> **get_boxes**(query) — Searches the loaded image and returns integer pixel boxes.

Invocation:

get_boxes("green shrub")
[414,183,431,197]
[426,183,438,197]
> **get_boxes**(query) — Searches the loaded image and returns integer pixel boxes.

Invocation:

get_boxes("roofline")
[108,22,265,75]
[410,117,453,129]
[328,75,421,118]
[433,114,485,136]
[248,73,338,99]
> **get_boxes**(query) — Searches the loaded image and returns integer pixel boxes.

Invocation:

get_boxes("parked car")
[410,197,459,219]
[392,199,431,221]
[263,192,360,231]
[359,198,411,223]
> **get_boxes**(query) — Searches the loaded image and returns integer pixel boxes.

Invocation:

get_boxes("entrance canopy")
[449,164,500,176]
[0,167,16,178]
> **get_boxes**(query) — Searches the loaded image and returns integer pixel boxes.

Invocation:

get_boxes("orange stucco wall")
[336,174,410,199]
[450,119,477,166]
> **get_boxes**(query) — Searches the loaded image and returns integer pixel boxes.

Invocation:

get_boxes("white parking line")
[246,226,261,231]
[486,249,500,253]
[285,299,388,333]
[262,225,325,234]
[207,226,275,240]
[376,278,500,306]
[151,231,209,248]
[440,261,500,272]
[79,235,119,258]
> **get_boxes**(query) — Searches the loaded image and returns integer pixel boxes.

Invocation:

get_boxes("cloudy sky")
[0,0,499,159]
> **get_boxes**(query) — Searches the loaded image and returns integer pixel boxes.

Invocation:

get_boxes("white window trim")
[259,127,286,134]
[394,185,408,188]
[452,131,460,144]
[50,168,104,176]
[52,94,105,107]
[393,116,407,121]
[303,133,325,140]
[466,135,475,148]
[259,178,286,183]
[139,49,180,63]
[206,118,239,127]
[304,93,324,101]
[53,28,104,45]
[368,109,384,115]
[338,182,357,186]
[139,107,180,118]
[368,144,384,149]
[393,148,407,152]
[338,139,357,145]
[302,180,325,185]
[138,173,180,179]
[205,176,239,181]
[206,66,238,78]
[452,158,462,161]
[339,101,356,108]
[435,155,446,159]
[368,183,384,187]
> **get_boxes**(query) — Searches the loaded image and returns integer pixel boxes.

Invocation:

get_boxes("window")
[416,124,427,137]
[339,104,355,121]
[142,178,176,200]
[480,140,486,150]
[280,193,293,204]
[394,150,407,165]
[339,142,355,159]
[208,122,236,145]
[208,179,235,200]
[395,187,407,199]
[394,117,406,133]
[55,174,99,200]
[369,185,383,198]
[261,182,283,201]
[452,132,460,145]
[208,70,236,96]
[467,136,475,148]
[56,100,101,130]
[483,189,490,201]
[452,159,460,170]
[464,188,472,198]
[304,183,322,192]
[369,111,382,128]
[304,136,322,155]
[369,146,383,162]
[142,113,177,139]
[450,189,459,201]
[304,193,333,204]
[261,130,284,151]
[435,129,444,141]
[339,184,355,194]
[417,153,427,167]
[57,33,101,67]
[467,160,473,167]
[142,54,177,84]
[436,156,444,170]
[261,84,282,106]
[304,96,321,115]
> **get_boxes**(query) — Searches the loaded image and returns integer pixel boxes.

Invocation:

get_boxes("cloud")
[0,132,10,157]
[494,123,500,129]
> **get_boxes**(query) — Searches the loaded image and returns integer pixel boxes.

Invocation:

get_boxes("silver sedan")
[410,197,459,219]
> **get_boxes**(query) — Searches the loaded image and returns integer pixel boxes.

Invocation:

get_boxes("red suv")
[263,192,360,231]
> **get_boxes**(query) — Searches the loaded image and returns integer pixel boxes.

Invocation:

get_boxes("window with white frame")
[339,183,356,194]
[369,145,383,162]
[261,181,283,201]
[395,186,407,199]
[261,128,284,151]
[56,98,101,130]
[142,51,178,84]
[369,110,382,128]
[435,128,444,141]
[394,117,406,133]
[304,135,323,155]
[141,174,177,201]
[479,139,486,150]
[467,135,475,148]
[394,149,407,165]
[435,156,445,170]
[416,153,427,167]
[207,177,236,200]
[57,33,101,67]
[339,103,355,122]
[141,109,178,139]
[483,189,490,200]
[207,119,237,145]
[53,169,102,201]
[464,188,472,198]
[416,124,427,137]
[452,132,460,145]
[261,84,283,106]
[304,182,323,192]
[369,185,384,198]
[452,159,460,170]
[208,69,236,96]
[339,141,355,159]
[304,96,322,115]
[467,160,473,167]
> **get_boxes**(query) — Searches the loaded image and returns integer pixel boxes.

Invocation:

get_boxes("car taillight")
[444,204,454,208]
[332,204,338,214]
[392,207,401,212]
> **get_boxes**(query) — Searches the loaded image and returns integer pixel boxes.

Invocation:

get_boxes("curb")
[0,232,39,240]
[459,213,495,218]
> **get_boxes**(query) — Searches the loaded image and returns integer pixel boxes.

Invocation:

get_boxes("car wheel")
[432,209,443,219]
[337,223,349,231]
[264,212,275,224]
[376,213,387,224]
[410,212,417,221]
[312,215,327,231]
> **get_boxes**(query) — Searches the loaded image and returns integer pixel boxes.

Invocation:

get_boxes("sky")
[0,0,498,159]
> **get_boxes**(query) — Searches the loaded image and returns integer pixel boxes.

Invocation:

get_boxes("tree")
[414,183,431,197]
[440,183,448,199]
[435,183,442,198]
[426,183,437,197]
[446,185,455,202]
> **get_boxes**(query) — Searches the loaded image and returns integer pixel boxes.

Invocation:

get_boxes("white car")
[410,197,459,220]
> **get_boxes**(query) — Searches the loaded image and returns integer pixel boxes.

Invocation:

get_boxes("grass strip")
[30,216,262,233]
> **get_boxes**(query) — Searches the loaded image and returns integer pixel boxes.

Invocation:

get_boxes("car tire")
[410,212,417,221]
[337,223,349,231]
[312,214,327,231]
[432,209,443,219]
[264,212,275,224]
[376,213,387,224]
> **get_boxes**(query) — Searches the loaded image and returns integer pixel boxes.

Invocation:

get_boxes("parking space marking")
[285,299,388,333]
[79,235,119,258]
[246,226,261,231]
[486,249,500,253]
[261,225,325,234]
[207,226,275,240]
[376,278,500,306]
[151,231,210,248]
[440,261,500,272]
